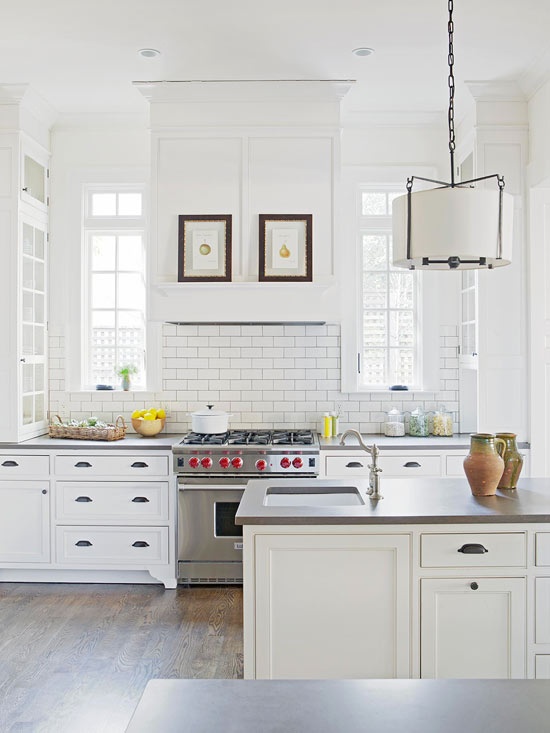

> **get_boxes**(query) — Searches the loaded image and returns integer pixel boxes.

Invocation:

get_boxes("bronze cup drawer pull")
[131,461,149,469]
[75,496,93,503]
[345,461,364,468]
[132,541,150,548]
[1,460,19,467]
[404,461,421,468]
[74,461,92,468]
[131,496,150,503]
[75,540,93,547]
[458,543,488,554]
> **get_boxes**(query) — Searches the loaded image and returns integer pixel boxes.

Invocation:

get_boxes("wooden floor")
[0,583,243,732]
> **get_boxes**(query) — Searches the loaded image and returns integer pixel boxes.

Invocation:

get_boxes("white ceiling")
[1,0,549,122]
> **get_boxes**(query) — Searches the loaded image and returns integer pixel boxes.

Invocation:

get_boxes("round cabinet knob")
[219,456,230,469]
[256,459,267,471]
[188,456,200,469]
[200,456,213,469]
[280,457,291,469]
[470,581,479,590]
[231,456,243,469]
[292,457,303,469]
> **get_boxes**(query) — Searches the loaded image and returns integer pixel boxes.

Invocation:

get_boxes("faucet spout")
[339,429,383,500]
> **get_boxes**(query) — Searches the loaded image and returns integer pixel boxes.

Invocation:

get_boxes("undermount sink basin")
[263,486,365,507]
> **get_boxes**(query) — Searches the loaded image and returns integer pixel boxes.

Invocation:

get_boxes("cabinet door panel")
[421,577,525,679]
[0,482,50,562]
[535,578,550,643]
[535,655,550,679]
[254,533,410,679]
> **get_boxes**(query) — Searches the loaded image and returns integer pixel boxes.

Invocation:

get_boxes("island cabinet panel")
[253,533,411,680]
[0,481,50,562]
[535,656,550,679]
[421,577,526,679]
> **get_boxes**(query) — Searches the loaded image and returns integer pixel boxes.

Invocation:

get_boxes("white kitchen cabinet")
[0,481,50,563]
[324,450,441,479]
[421,577,526,678]
[53,450,176,588]
[249,531,410,679]
[0,122,50,442]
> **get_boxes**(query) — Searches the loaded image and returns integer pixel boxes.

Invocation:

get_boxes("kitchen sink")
[263,486,365,507]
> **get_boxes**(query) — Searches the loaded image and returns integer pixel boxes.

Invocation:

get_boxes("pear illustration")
[279,243,291,258]
[199,241,212,256]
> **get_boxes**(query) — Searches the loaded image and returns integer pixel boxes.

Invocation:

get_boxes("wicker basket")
[49,415,127,441]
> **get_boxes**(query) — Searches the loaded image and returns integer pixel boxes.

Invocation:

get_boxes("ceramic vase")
[463,433,506,497]
[495,432,524,489]
[122,376,130,391]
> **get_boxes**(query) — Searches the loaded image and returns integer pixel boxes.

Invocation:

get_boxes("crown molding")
[0,83,57,128]
[133,79,355,104]
[465,80,526,102]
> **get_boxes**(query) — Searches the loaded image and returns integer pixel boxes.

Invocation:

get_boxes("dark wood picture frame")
[178,214,232,282]
[259,214,312,282]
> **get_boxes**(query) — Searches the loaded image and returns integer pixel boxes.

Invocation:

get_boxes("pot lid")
[192,404,228,417]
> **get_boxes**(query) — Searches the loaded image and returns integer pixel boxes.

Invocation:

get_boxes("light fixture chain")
[447,0,456,183]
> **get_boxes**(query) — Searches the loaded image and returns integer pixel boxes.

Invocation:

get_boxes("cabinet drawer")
[55,481,169,523]
[0,454,49,477]
[378,455,441,477]
[325,455,369,476]
[421,532,526,568]
[535,533,550,566]
[55,526,169,565]
[54,454,169,477]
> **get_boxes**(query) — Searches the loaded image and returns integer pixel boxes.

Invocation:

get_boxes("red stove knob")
[200,456,213,469]
[188,456,200,469]
[256,459,267,471]
[292,457,303,469]
[280,457,291,469]
[219,456,230,469]
[231,456,243,469]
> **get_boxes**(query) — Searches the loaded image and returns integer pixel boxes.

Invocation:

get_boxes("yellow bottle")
[323,413,332,438]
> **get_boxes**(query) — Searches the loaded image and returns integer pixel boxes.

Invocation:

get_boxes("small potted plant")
[117,364,138,391]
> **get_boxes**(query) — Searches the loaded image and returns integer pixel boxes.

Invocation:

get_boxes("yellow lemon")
[143,412,156,420]
[131,409,142,419]
[156,408,166,419]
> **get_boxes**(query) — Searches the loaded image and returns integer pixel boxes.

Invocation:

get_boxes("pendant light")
[392,0,513,270]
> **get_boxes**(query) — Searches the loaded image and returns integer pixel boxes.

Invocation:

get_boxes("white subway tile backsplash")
[49,322,460,435]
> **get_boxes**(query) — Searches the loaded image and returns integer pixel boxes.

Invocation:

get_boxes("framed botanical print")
[259,214,312,282]
[178,215,232,282]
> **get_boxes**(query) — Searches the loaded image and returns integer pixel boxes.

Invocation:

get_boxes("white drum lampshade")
[392,186,514,270]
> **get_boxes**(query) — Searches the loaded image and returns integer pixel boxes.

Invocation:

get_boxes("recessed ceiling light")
[138,48,161,59]
[352,47,375,57]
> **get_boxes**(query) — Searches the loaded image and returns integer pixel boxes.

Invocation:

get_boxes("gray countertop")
[236,476,550,525]
[0,433,183,450]
[125,679,550,733]
[320,433,530,450]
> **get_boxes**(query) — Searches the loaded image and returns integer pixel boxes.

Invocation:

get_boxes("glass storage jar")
[407,407,430,437]
[384,409,405,437]
[432,406,453,436]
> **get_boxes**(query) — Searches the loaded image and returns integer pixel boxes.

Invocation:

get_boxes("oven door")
[178,480,246,584]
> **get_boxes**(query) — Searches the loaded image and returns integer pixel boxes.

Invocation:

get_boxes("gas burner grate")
[271,429,315,446]
[227,430,272,446]
[181,432,229,445]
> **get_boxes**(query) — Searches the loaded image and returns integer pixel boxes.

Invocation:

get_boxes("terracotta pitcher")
[495,432,524,489]
[463,433,506,497]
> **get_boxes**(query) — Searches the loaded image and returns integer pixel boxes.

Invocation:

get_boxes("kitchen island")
[236,477,550,681]
[126,678,550,733]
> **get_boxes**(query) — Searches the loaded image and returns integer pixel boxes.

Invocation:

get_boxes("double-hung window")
[359,188,420,389]
[82,186,146,390]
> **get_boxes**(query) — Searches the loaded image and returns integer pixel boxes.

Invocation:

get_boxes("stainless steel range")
[174,429,320,584]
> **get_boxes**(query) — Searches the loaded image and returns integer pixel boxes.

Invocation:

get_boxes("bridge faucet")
[339,429,383,500]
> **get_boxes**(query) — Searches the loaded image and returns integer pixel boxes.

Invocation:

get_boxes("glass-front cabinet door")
[20,216,48,436]
[21,142,49,212]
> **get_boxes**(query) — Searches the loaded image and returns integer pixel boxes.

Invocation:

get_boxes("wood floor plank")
[0,583,243,732]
